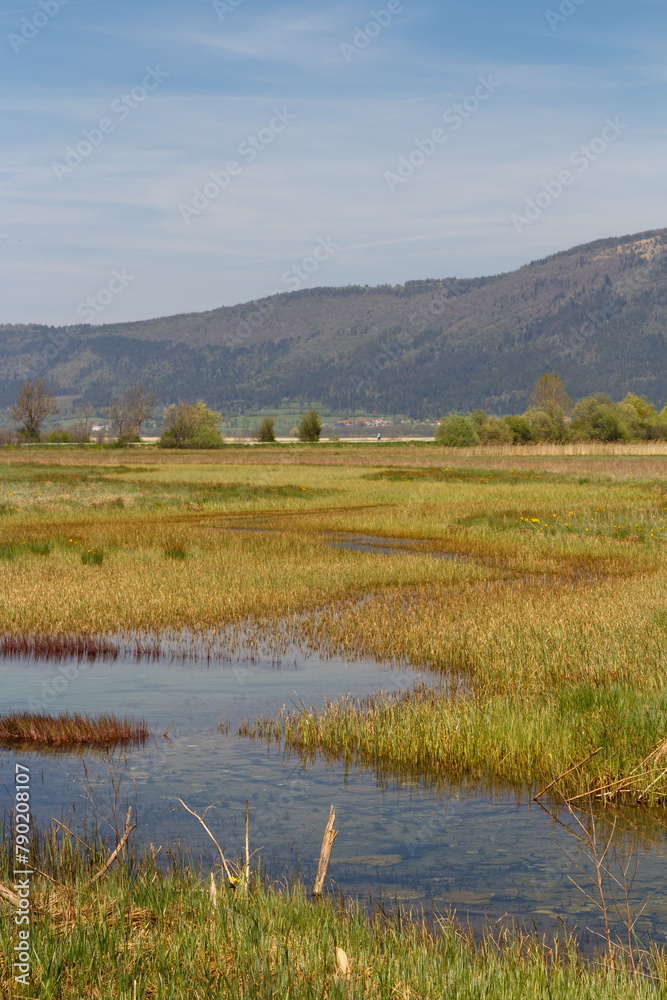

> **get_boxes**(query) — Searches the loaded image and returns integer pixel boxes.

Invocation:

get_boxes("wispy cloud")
[1,0,665,324]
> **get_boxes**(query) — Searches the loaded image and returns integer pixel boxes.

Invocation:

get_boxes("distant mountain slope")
[2,228,667,417]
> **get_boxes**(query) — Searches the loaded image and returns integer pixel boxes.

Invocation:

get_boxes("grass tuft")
[0,711,149,747]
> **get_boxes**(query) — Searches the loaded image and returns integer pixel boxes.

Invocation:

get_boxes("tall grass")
[1,828,665,998]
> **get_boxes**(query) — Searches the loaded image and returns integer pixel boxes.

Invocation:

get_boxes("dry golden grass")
[2,445,667,798]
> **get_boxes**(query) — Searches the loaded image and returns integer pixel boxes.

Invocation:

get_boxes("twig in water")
[177,798,235,885]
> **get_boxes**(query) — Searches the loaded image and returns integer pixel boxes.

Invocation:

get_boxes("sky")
[1,0,665,326]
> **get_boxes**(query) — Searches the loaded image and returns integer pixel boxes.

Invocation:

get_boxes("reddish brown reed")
[0,711,150,747]
[0,634,164,662]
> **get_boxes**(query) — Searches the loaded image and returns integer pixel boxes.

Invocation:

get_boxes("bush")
[160,401,224,449]
[478,415,513,444]
[469,409,488,431]
[298,410,321,442]
[112,434,141,448]
[0,429,16,446]
[17,427,40,443]
[254,416,276,442]
[503,415,533,443]
[164,545,186,560]
[46,429,73,443]
[570,394,628,442]
[524,407,566,442]
[435,413,479,447]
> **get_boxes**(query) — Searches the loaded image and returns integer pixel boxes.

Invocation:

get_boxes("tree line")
[7,374,665,448]
[435,374,667,446]
[4,379,323,447]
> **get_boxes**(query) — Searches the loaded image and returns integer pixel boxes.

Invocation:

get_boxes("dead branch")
[90,806,136,883]
[313,805,337,897]
[177,798,235,885]
[0,881,19,906]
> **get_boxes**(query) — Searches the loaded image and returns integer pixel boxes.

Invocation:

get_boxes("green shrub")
[478,415,513,444]
[298,410,321,442]
[570,393,628,442]
[503,414,533,443]
[524,407,566,442]
[253,416,276,442]
[46,429,73,443]
[112,435,140,448]
[435,413,479,447]
[24,541,52,556]
[160,401,224,449]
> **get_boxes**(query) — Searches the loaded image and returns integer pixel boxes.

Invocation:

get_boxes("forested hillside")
[2,228,666,417]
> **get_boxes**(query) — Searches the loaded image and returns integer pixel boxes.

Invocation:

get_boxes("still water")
[2,648,667,948]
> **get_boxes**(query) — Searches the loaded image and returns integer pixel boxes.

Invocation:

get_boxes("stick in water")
[312,805,337,897]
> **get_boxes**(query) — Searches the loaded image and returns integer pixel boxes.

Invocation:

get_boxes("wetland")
[3,441,667,997]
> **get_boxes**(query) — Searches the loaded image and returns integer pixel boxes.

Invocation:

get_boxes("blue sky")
[1,0,665,325]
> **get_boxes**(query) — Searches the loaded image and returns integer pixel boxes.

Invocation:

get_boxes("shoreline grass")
[1,824,665,998]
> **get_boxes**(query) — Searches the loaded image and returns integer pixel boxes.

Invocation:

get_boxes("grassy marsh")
[1,444,667,800]
[4,443,667,993]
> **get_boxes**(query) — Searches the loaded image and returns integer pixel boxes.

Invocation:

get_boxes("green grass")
[1,827,664,999]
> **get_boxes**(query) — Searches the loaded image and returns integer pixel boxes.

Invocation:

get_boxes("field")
[2,440,667,996]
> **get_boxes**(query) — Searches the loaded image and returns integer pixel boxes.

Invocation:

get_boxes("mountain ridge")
[2,227,666,417]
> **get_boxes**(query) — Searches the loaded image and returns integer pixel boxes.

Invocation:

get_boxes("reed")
[0,711,149,747]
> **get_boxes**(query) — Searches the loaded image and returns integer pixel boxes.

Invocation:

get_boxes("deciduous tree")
[529,373,571,417]
[9,379,60,441]
[108,385,156,442]
[159,401,224,449]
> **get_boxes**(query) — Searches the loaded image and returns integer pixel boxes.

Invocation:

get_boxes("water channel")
[2,647,667,951]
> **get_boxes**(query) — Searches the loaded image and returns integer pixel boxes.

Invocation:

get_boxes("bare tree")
[79,402,95,435]
[529,373,571,417]
[9,379,60,441]
[108,385,156,442]
[70,402,95,446]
